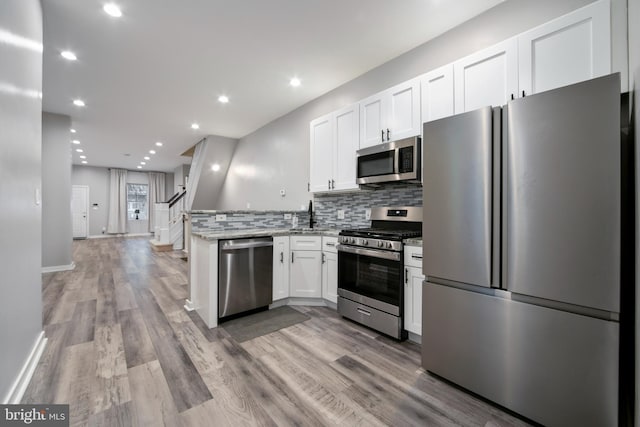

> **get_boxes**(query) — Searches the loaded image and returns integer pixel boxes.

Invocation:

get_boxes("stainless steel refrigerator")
[421,73,622,426]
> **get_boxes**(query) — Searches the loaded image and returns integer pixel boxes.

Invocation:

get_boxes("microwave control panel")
[399,146,414,173]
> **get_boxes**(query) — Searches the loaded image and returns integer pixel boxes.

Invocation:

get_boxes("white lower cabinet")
[321,237,338,304]
[290,236,322,298]
[404,246,424,336]
[272,236,290,301]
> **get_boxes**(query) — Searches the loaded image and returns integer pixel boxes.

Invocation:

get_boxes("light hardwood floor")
[23,237,531,426]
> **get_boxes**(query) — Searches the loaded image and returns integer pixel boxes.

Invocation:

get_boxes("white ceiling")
[42,0,503,172]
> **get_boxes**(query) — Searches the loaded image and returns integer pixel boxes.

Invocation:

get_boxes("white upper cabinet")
[359,78,421,148]
[359,95,385,148]
[309,104,359,193]
[518,0,610,96]
[420,64,455,124]
[454,38,518,114]
[332,104,359,191]
[309,115,332,193]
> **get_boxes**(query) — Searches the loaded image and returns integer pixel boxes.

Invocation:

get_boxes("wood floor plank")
[67,299,96,346]
[91,324,132,414]
[88,401,137,427]
[128,360,182,427]
[132,287,212,413]
[119,308,157,368]
[95,271,119,327]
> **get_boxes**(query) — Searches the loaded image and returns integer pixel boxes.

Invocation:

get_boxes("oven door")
[337,244,403,315]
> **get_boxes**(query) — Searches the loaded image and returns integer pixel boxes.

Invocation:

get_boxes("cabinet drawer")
[322,236,338,253]
[404,246,423,269]
[290,235,322,251]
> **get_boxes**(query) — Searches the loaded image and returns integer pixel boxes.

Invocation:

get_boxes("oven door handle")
[336,244,401,262]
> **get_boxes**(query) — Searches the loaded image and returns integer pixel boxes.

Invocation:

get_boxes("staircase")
[150,190,186,251]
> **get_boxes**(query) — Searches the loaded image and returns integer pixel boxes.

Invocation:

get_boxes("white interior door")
[71,185,89,239]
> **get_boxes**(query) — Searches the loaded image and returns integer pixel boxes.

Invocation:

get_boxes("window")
[127,183,148,220]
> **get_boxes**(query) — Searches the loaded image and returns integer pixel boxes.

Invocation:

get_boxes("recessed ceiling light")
[149,150,156,154]
[218,95,229,104]
[70,128,76,133]
[144,156,150,160]
[103,3,122,17]
[61,50,77,61]
[140,162,146,165]
[81,160,88,164]
[137,165,142,169]
[211,164,220,172]
[155,141,163,147]
[191,123,199,130]
[290,77,301,87]
[79,155,86,159]
[73,99,85,107]
[75,148,83,153]
[72,140,80,145]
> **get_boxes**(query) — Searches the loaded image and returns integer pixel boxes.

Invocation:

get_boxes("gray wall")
[216,0,623,210]
[71,166,172,236]
[0,0,43,400]
[42,112,72,268]
[191,136,238,210]
[173,164,190,194]
[630,0,640,423]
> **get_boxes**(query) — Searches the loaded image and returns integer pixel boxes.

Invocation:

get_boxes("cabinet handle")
[522,90,526,97]
[411,254,422,260]
[326,242,335,247]
[331,179,335,189]
[280,252,283,263]
[381,129,385,142]
[291,252,294,263]
[356,307,371,316]
[307,182,310,192]
[328,180,331,190]
[405,268,408,284]
[510,93,514,101]
[386,129,390,141]
[322,253,326,264]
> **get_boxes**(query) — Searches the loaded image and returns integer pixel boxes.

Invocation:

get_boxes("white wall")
[42,112,72,268]
[216,0,624,210]
[0,0,43,400]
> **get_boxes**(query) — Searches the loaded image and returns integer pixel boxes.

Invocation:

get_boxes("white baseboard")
[41,262,75,274]
[2,331,47,404]
[89,232,152,239]
[408,332,422,345]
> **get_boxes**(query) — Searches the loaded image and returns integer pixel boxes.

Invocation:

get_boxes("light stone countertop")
[191,228,340,241]
[404,237,422,247]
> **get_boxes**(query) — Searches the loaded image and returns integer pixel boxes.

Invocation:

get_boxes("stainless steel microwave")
[356,136,421,185]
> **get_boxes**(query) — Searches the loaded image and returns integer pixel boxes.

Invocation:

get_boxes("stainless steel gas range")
[337,206,422,340]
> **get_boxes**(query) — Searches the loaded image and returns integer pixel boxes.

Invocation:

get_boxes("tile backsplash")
[190,182,422,232]
[313,183,422,228]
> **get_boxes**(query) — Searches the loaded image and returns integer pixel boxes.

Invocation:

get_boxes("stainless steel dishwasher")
[218,237,273,319]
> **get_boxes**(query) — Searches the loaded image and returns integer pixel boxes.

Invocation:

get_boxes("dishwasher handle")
[220,238,273,251]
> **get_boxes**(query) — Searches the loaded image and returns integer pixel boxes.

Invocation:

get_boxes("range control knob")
[361,239,368,246]
[377,241,383,248]
[350,238,357,244]
[386,242,393,249]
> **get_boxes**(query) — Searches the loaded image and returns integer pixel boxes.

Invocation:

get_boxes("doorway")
[71,185,89,239]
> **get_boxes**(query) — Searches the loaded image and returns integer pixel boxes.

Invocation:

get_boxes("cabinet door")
[333,104,359,191]
[454,38,518,113]
[518,0,610,96]
[322,251,338,304]
[405,266,424,335]
[290,250,322,298]
[272,236,290,301]
[387,78,421,141]
[309,115,333,193]
[359,93,385,149]
[421,64,454,123]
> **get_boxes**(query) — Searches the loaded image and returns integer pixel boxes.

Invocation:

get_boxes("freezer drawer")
[422,281,618,427]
